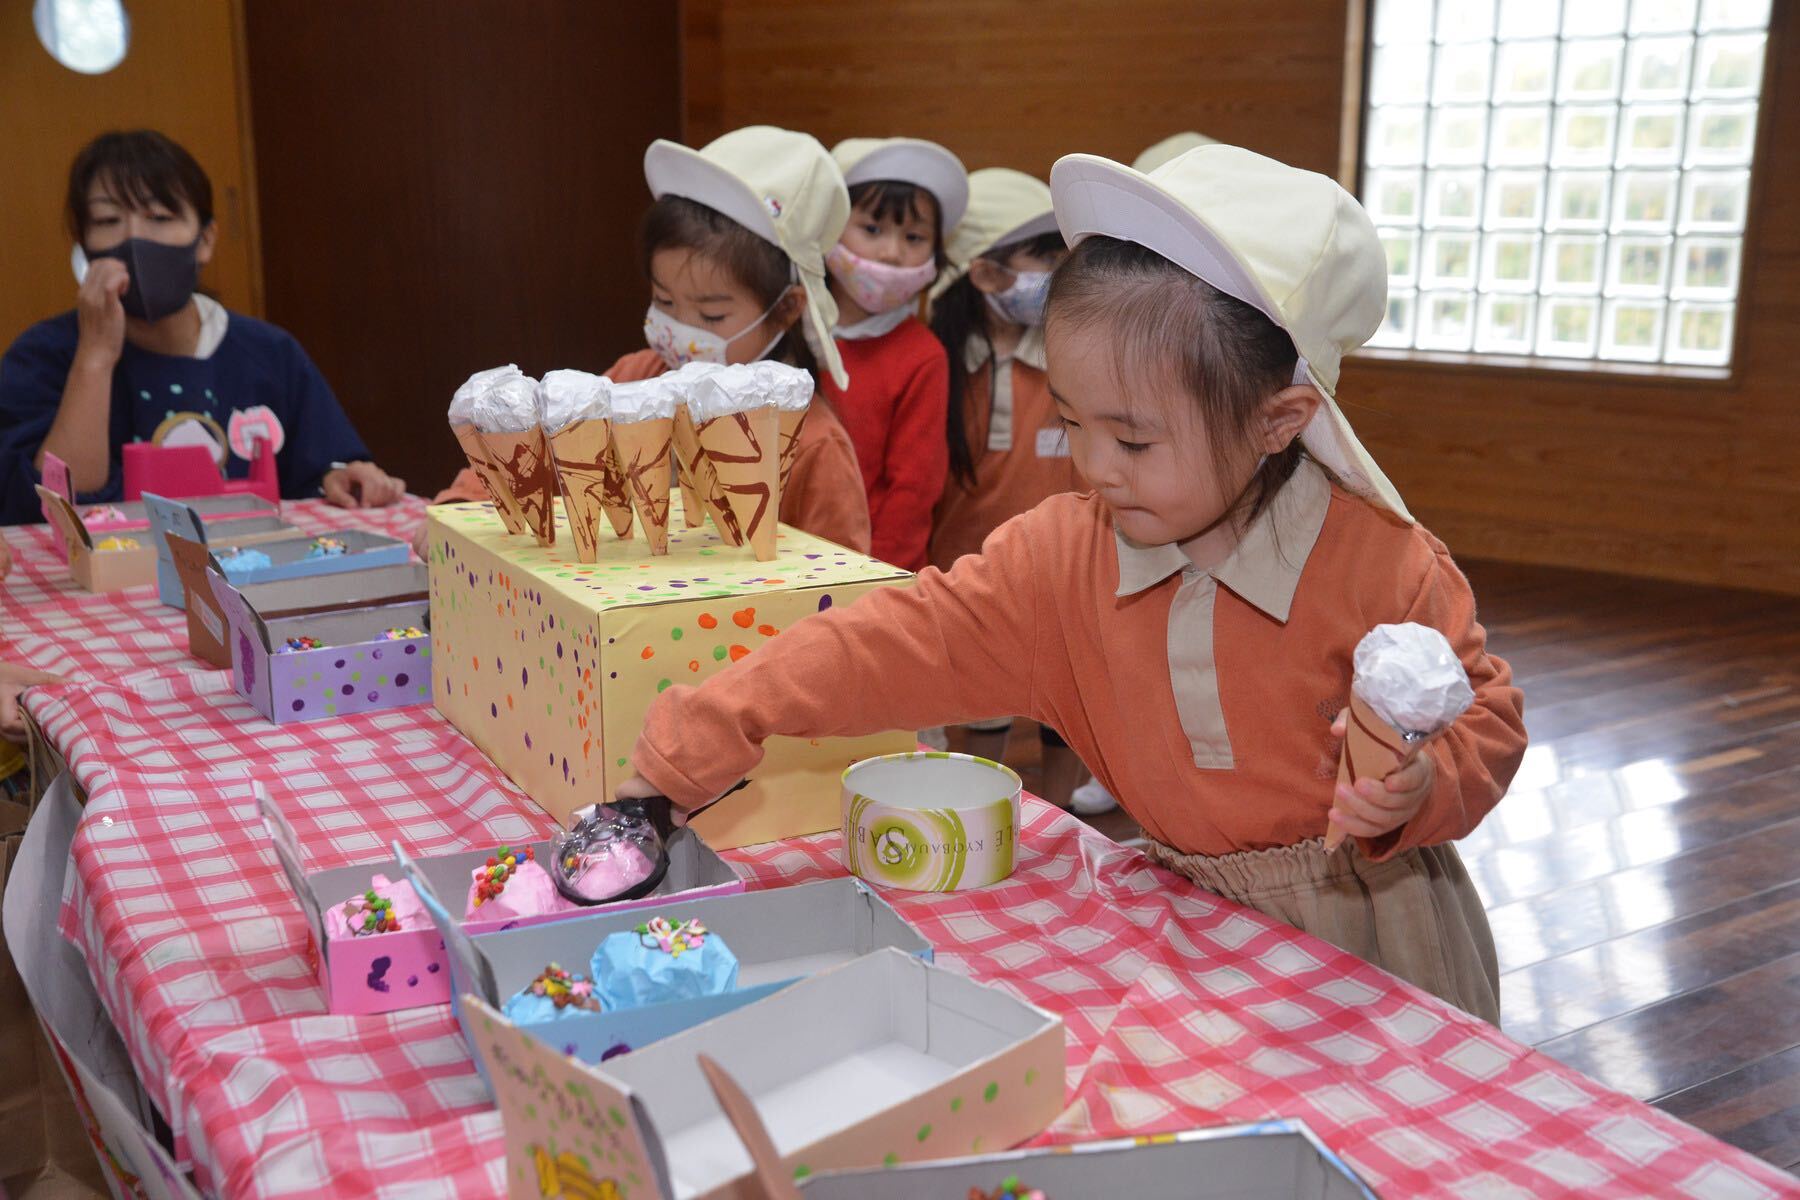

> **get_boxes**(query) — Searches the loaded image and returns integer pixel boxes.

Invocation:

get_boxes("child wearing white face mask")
[820,138,966,571]
[433,127,872,554]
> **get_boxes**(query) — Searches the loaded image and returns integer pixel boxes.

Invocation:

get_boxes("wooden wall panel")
[686,0,1800,594]
[242,2,681,492]
[0,0,260,342]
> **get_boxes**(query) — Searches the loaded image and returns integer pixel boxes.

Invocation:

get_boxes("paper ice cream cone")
[1327,692,1419,851]
[673,406,743,545]
[549,419,634,562]
[479,427,557,546]
[777,406,809,491]
[675,457,707,529]
[608,418,674,555]
[695,405,780,561]
[451,423,528,535]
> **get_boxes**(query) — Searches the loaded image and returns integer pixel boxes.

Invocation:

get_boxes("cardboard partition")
[427,497,917,844]
[251,787,742,1014]
[801,1120,1379,1199]
[211,567,434,724]
[34,485,157,592]
[462,948,1066,1200]
[430,876,932,1066]
[211,527,408,586]
[143,492,301,606]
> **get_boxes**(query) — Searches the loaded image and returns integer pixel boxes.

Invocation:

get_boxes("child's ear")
[196,220,219,267]
[1260,383,1321,453]
[776,284,806,332]
[968,258,1010,295]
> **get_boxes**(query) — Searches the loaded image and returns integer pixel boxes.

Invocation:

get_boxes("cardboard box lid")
[800,1120,1380,1198]
[462,947,1065,1200]
[429,497,910,612]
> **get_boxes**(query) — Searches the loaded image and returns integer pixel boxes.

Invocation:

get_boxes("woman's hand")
[74,256,130,371]
[1327,707,1435,840]
[1,663,64,745]
[322,461,406,508]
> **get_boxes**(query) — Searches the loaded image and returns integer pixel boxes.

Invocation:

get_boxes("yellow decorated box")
[426,498,916,847]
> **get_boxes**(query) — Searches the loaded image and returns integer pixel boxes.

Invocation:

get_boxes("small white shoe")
[1069,779,1118,816]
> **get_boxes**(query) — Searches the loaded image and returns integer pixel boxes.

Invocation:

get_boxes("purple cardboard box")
[209,565,434,723]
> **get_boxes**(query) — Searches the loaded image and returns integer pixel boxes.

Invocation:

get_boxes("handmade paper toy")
[448,365,533,537]
[1327,621,1475,851]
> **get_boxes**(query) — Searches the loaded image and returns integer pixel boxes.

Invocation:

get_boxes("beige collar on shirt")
[963,323,1046,374]
[1113,457,1331,621]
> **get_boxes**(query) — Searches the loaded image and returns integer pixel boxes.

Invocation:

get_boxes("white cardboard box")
[462,947,1067,1200]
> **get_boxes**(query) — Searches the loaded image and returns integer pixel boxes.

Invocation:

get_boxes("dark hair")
[638,194,818,381]
[930,231,1067,487]
[846,181,948,271]
[1046,235,1304,524]
[66,130,214,243]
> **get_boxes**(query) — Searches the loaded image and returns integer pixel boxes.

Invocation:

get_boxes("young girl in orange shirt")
[621,145,1526,1021]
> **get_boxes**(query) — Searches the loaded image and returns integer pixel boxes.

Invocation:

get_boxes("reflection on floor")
[958,558,1800,1172]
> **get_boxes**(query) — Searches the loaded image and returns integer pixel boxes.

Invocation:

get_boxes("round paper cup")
[841,752,1022,892]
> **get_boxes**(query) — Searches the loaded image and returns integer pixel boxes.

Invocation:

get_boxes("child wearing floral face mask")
[818,138,967,571]
[430,127,872,555]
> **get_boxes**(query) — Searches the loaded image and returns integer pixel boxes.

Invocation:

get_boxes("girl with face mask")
[431,127,872,556]
[0,131,404,524]
[924,169,1093,811]
[818,138,966,572]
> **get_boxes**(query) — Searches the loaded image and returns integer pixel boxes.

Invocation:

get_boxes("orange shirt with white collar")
[929,325,1084,572]
[635,458,1526,861]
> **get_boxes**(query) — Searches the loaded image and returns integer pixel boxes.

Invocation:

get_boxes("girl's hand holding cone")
[1326,705,1436,844]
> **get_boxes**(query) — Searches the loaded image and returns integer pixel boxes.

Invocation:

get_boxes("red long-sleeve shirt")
[824,318,949,571]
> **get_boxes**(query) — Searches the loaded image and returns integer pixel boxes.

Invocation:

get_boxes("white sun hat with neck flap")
[1050,144,1410,522]
[644,125,852,389]
[832,137,970,232]
[928,167,1062,303]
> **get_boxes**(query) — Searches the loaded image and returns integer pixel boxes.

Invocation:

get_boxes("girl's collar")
[833,304,912,341]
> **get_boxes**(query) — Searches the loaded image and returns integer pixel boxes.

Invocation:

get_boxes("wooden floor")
[966,559,1800,1173]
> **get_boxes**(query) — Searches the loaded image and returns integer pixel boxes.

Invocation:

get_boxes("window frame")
[1340,0,1782,385]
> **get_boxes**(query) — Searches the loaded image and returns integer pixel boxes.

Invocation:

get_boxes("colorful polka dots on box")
[427,495,913,827]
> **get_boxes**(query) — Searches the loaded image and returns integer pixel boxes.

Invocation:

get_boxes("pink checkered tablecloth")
[1,496,429,678]
[9,517,1798,1199]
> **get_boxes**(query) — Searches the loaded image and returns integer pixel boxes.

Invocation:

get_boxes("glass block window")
[1361,0,1770,367]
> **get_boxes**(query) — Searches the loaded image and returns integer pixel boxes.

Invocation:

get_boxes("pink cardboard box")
[256,788,744,1015]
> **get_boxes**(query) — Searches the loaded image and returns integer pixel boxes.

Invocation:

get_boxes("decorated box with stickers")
[426,501,913,848]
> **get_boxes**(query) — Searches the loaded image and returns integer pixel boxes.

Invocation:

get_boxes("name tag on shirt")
[1035,426,1071,458]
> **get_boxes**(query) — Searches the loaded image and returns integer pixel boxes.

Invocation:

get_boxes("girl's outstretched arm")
[630,509,1049,808]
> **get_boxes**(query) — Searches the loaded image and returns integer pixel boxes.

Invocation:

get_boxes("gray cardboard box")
[800,1118,1378,1198]
[428,876,933,1066]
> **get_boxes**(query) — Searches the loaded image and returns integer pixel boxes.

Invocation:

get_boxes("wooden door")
[241,1,683,493]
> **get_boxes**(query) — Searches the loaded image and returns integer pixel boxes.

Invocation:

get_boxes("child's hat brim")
[834,138,971,232]
[644,139,780,249]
